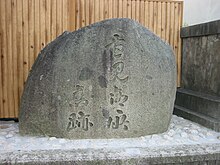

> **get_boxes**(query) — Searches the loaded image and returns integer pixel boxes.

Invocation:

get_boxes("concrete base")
[1,116,220,165]
[174,88,220,132]
[1,144,220,165]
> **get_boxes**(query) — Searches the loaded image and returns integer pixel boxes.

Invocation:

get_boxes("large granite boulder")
[19,18,176,139]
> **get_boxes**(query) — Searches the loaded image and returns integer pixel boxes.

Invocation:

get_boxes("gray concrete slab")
[1,115,220,164]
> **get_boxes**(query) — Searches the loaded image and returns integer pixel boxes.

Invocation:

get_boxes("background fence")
[0,0,183,118]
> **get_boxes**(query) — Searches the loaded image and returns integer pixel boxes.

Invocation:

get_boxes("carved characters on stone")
[68,33,130,132]
[67,111,94,132]
[111,62,129,83]
[114,45,124,58]
[104,33,130,130]
[19,18,176,139]
[106,33,129,83]
[110,86,128,107]
[73,85,89,107]
[67,85,92,132]
[106,109,129,130]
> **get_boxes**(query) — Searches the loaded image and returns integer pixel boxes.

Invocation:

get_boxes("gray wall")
[181,20,220,96]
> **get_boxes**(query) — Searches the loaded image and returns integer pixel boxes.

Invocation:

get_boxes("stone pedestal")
[1,144,220,165]
[2,115,220,164]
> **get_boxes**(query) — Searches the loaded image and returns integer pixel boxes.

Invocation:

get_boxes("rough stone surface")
[19,18,176,139]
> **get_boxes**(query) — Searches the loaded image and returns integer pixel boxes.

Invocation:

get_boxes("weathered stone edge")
[181,20,220,38]
[1,144,220,164]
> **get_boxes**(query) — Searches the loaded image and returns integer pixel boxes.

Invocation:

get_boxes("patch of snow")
[0,115,219,153]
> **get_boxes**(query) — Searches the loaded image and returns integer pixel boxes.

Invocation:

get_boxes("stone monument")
[19,18,176,139]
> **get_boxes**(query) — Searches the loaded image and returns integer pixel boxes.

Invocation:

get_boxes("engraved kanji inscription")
[111,62,129,83]
[110,86,128,107]
[105,110,129,130]
[73,85,89,107]
[103,33,130,130]
[114,45,124,58]
[67,111,94,132]
[105,33,129,83]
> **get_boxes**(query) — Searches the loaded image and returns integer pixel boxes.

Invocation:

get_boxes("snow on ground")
[0,115,219,152]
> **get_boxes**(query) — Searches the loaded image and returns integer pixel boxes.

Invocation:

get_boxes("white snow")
[0,115,219,153]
